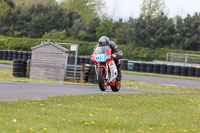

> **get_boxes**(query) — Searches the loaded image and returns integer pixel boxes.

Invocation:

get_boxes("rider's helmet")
[98,36,110,46]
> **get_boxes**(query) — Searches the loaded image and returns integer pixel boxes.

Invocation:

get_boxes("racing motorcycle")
[91,46,122,92]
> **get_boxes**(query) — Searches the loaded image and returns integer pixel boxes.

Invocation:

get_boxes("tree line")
[0,0,200,51]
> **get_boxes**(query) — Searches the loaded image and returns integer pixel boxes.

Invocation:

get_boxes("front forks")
[95,63,109,81]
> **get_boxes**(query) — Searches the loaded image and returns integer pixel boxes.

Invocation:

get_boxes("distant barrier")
[0,50,31,61]
[129,61,200,78]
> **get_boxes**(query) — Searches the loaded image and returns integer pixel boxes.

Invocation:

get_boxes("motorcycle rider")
[95,36,123,81]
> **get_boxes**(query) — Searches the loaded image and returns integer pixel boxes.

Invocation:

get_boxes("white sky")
[105,0,200,20]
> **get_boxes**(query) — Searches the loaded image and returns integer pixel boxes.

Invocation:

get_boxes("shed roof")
[31,41,69,53]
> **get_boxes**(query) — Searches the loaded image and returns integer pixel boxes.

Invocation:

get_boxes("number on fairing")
[95,54,106,62]
[100,54,104,61]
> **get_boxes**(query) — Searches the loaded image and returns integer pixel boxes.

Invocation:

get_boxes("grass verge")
[122,70,200,81]
[0,60,13,65]
[0,93,199,133]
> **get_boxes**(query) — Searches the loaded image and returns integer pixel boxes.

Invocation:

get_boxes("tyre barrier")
[146,63,153,73]
[121,59,128,70]
[139,63,147,72]
[88,65,98,84]
[128,62,133,71]
[7,50,13,61]
[160,64,167,74]
[23,51,29,61]
[167,65,174,75]
[133,62,140,72]
[0,50,32,61]
[173,66,181,75]
[0,50,3,60]
[13,59,27,77]
[153,64,161,74]
[18,51,23,60]
[181,67,188,76]
[188,67,195,77]
[13,50,18,60]
[85,57,90,64]
[195,68,200,77]
[2,50,8,60]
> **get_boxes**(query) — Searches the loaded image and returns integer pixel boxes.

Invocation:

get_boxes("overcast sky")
[105,0,200,20]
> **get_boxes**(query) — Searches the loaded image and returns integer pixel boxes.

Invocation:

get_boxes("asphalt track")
[0,81,178,101]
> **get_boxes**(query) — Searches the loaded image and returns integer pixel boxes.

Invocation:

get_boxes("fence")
[166,52,200,64]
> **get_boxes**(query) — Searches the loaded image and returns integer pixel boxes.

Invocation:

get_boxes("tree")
[0,0,15,8]
[60,0,104,22]
[96,17,114,38]
[13,0,57,7]
[140,0,166,18]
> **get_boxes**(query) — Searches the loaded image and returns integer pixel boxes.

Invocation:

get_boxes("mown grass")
[0,93,199,133]
[121,80,200,94]
[0,60,13,65]
[122,70,200,81]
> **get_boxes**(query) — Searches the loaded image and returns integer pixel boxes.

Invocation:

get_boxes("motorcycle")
[91,46,122,92]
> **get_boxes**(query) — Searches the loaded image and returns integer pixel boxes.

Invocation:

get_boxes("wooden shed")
[30,41,69,81]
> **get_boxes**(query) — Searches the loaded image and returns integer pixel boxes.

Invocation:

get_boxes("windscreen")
[95,46,110,54]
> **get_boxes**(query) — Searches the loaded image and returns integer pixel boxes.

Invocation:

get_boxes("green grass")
[0,68,200,132]
[0,93,199,133]
[0,68,92,86]
[122,70,200,81]
[0,60,13,65]
[121,80,200,94]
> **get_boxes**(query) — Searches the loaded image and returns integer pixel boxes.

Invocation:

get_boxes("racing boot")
[117,70,122,81]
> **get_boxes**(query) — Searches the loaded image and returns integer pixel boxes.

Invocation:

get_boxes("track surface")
[1,64,200,88]
[0,81,177,101]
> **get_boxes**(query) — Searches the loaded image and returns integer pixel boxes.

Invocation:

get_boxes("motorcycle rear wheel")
[98,67,107,91]
[111,80,121,92]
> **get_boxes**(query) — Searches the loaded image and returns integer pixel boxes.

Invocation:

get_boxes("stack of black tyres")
[85,57,90,64]
[146,63,153,73]
[167,65,174,75]
[23,51,29,61]
[18,51,23,60]
[77,56,81,65]
[13,60,27,77]
[188,67,195,77]
[173,66,181,75]
[80,56,85,64]
[153,64,161,73]
[7,50,13,60]
[195,68,200,77]
[28,51,32,60]
[139,63,147,72]
[90,59,94,65]
[160,64,167,74]
[2,50,8,60]
[133,63,140,72]
[67,55,75,64]
[13,50,18,60]
[88,65,98,84]
[0,50,2,60]
[181,66,188,76]
[121,59,128,70]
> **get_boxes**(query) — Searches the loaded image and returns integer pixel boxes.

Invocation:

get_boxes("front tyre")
[98,67,107,91]
[111,80,120,92]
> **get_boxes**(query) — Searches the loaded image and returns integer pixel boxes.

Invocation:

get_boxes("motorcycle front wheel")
[98,67,107,91]
[111,80,121,92]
